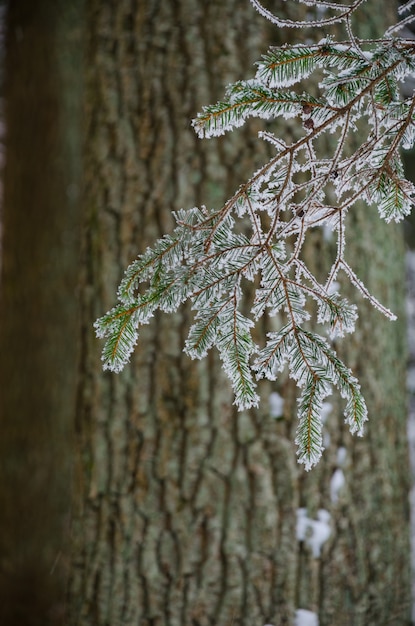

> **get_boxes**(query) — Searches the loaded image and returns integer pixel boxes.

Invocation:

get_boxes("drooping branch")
[95,0,415,469]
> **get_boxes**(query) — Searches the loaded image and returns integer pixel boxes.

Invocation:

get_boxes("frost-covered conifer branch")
[248,0,366,29]
[95,0,415,469]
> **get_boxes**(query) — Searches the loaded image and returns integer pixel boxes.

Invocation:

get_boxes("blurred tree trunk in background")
[67,1,411,625]
[0,1,83,625]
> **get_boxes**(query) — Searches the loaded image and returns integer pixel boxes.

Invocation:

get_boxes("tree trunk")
[0,2,83,625]
[68,1,411,625]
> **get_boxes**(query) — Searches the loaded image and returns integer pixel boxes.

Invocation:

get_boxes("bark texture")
[0,2,83,624]
[68,1,411,625]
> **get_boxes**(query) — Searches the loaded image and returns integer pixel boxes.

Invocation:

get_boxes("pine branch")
[96,0,415,468]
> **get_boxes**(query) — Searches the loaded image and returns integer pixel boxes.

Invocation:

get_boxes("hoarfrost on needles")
[96,0,415,469]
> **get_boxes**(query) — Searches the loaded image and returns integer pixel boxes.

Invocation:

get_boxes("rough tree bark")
[68,1,411,625]
[0,2,83,625]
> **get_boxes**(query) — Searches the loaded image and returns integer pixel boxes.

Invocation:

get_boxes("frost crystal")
[296,508,331,557]
[95,0,415,469]
[330,468,346,503]
[295,609,319,626]
[269,391,284,418]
